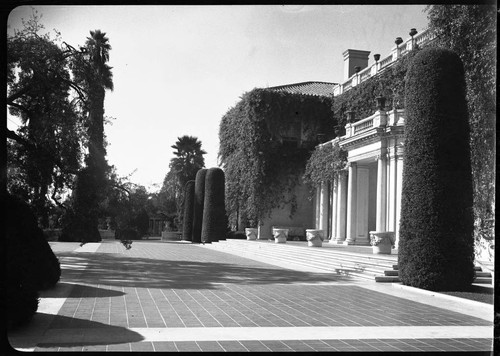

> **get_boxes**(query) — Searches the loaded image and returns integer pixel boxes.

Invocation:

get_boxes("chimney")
[343,49,371,81]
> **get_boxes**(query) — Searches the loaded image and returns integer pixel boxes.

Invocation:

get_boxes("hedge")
[192,168,207,243]
[4,194,61,328]
[398,47,475,291]
[182,180,195,242]
[201,168,227,243]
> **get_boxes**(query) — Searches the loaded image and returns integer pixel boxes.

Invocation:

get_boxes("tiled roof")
[266,81,337,97]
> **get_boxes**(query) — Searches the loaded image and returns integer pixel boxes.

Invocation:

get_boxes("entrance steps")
[202,239,492,285]
[376,265,492,285]
[201,239,397,281]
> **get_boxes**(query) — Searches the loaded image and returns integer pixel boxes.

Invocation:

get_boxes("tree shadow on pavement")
[41,282,125,298]
[55,250,347,290]
[8,313,144,350]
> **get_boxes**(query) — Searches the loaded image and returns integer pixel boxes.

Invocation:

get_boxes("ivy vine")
[219,88,334,228]
[303,142,348,193]
[332,48,421,130]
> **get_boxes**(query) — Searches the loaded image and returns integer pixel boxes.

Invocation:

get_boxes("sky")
[7,5,430,192]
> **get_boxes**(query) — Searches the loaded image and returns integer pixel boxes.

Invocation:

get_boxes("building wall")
[258,178,314,239]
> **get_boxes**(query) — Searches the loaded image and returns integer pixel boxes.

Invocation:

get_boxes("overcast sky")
[7,5,429,192]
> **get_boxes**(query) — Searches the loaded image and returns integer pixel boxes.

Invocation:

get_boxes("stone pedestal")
[245,228,258,240]
[369,231,394,255]
[272,228,288,243]
[306,229,324,247]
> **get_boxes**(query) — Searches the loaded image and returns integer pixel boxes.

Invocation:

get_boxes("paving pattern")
[7,240,494,352]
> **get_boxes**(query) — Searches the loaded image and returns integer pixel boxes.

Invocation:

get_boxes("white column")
[355,167,370,245]
[330,177,338,240]
[314,186,321,229]
[335,172,348,243]
[395,152,404,247]
[345,162,357,244]
[376,153,387,232]
[319,182,329,233]
[388,152,397,235]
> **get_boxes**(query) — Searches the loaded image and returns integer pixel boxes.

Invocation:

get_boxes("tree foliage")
[6,10,85,224]
[425,4,496,245]
[219,88,334,228]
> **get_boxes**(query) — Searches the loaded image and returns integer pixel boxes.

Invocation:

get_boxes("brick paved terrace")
[8,240,493,353]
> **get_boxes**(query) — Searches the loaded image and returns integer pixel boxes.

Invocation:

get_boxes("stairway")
[202,239,493,285]
[376,264,493,285]
[201,239,397,281]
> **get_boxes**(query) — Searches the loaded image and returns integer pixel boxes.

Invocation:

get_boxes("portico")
[315,107,405,247]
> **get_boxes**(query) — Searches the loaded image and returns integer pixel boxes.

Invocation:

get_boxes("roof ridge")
[268,81,337,90]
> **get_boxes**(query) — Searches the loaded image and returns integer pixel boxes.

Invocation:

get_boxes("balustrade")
[353,118,374,134]
[334,28,434,97]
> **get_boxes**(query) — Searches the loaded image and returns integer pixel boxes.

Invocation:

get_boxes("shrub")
[399,47,475,291]
[4,194,61,328]
[192,168,207,243]
[2,284,39,330]
[182,180,195,241]
[201,168,227,243]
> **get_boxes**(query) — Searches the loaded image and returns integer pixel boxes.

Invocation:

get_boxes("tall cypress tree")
[182,180,195,242]
[201,168,226,243]
[192,169,207,243]
[399,47,474,291]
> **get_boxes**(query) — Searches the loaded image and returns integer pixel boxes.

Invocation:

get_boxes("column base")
[343,239,370,246]
[331,238,346,244]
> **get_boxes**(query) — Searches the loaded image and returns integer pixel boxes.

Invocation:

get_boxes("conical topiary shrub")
[4,194,61,328]
[201,168,227,243]
[182,180,195,242]
[398,47,474,291]
[192,168,207,243]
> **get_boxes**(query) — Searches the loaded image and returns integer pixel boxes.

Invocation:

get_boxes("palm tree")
[85,30,113,165]
[170,136,207,187]
[61,30,114,242]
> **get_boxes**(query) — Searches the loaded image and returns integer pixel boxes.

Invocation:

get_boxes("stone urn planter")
[245,228,258,240]
[272,228,289,243]
[369,231,394,255]
[306,229,324,247]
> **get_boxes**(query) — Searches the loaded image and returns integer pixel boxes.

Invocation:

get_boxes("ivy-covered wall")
[219,88,335,228]
[304,49,420,188]
[331,49,420,131]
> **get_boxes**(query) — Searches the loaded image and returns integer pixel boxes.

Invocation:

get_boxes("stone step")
[210,244,383,277]
[378,271,491,285]
[207,240,394,281]
[221,240,397,268]
[473,277,493,284]
[216,241,394,274]
[375,276,400,283]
